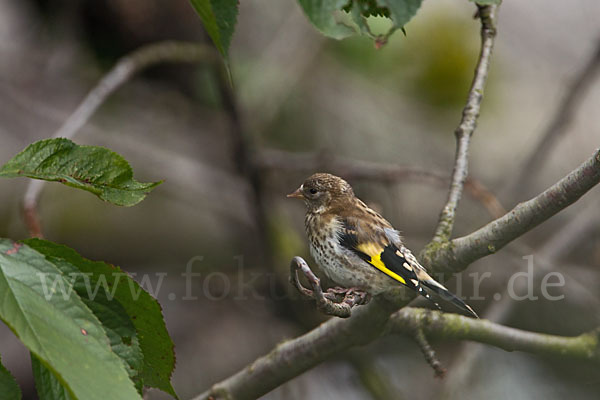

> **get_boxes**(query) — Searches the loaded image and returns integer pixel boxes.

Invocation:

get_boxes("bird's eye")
[309,188,318,195]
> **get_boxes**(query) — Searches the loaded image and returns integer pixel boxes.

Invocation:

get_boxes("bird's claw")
[324,287,371,307]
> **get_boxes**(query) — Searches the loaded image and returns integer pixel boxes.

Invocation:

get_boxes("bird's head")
[287,173,354,213]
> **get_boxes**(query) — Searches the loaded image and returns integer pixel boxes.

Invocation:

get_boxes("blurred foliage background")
[1,0,599,399]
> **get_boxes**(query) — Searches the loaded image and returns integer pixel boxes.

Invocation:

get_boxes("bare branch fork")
[195,144,600,399]
[17,5,596,400]
[195,301,600,400]
[427,147,600,272]
[433,4,498,242]
[193,2,600,397]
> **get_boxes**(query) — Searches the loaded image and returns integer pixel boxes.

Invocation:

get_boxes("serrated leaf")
[32,295,144,399]
[189,0,238,61]
[0,354,21,400]
[0,138,161,207]
[32,355,71,400]
[297,0,422,44]
[25,239,177,398]
[75,284,144,394]
[470,0,501,5]
[383,0,423,30]
[297,0,359,39]
[0,239,141,400]
[33,245,145,393]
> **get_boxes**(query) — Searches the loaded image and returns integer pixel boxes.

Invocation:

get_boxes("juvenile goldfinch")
[288,173,478,318]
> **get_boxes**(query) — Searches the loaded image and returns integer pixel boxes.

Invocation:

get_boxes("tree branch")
[433,4,498,242]
[194,295,398,400]
[390,308,600,364]
[193,306,599,400]
[22,41,219,238]
[191,5,600,400]
[425,148,600,273]
[192,146,600,400]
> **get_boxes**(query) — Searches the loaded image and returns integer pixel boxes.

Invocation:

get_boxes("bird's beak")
[286,187,304,199]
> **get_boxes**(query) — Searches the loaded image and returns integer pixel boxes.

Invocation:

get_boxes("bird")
[287,172,478,318]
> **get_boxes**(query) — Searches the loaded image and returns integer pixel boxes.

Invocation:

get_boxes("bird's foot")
[343,288,371,307]
[325,287,371,307]
[289,257,368,318]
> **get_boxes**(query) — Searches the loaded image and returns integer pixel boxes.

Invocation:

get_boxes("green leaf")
[0,354,21,400]
[0,239,141,400]
[73,283,144,394]
[0,138,161,207]
[32,355,71,400]
[30,242,145,393]
[384,0,423,31]
[188,0,239,60]
[25,239,177,398]
[297,0,423,44]
[297,0,359,39]
[470,0,501,5]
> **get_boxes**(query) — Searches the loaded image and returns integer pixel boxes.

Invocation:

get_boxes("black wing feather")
[338,219,441,309]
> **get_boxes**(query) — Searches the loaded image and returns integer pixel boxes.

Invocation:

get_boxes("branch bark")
[194,295,398,400]
[425,148,600,273]
[390,308,600,364]
[194,306,599,400]
[191,5,600,400]
[193,145,600,400]
[433,4,498,242]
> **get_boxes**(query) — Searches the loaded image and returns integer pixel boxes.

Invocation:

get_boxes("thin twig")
[412,325,446,378]
[509,38,600,195]
[191,146,600,400]
[433,4,499,242]
[464,177,505,218]
[256,149,505,218]
[22,41,219,238]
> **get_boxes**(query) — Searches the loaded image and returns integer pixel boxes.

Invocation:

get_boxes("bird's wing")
[337,215,431,296]
[338,215,478,318]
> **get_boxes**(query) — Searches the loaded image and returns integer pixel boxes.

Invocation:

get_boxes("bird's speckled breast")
[305,212,390,292]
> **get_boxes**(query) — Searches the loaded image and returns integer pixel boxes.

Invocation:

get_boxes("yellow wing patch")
[356,243,407,285]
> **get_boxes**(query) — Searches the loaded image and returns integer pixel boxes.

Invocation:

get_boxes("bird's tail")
[419,275,479,318]
[415,285,442,311]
